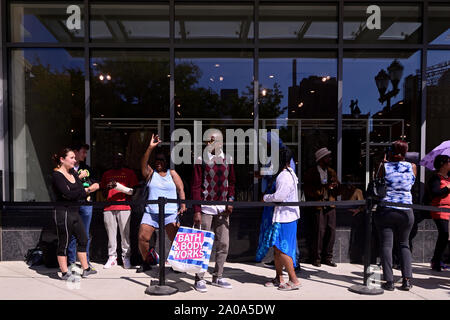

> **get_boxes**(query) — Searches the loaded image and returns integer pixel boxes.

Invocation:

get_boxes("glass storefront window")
[90,50,169,177]
[428,4,450,45]
[344,3,422,44]
[90,3,169,43]
[343,50,421,190]
[175,4,254,44]
[11,49,85,201]
[426,51,450,154]
[10,2,84,43]
[259,5,338,44]
[174,51,254,201]
[259,51,337,187]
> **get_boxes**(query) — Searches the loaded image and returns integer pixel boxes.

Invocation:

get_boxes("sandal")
[278,281,301,291]
[264,278,282,287]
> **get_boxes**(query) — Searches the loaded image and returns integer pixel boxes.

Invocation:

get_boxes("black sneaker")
[381,281,395,291]
[399,278,412,291]
[82,267,97,278]
[60,272,72,281]
[136,262,152,273]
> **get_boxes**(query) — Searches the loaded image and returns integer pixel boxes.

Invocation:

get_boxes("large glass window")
[259,5,338,44]
[344,3,422,44]
[259,51,337,188]
[426,51,450,154]
[174,51,254,201]
[11,49,85,201]
[175,4,254,44]
[90,50,169,177]
[428,4,450,45]
[90,3,169,43]
[10,2,84,43]
[343,51,421,190]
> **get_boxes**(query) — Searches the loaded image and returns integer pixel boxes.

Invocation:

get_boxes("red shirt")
[431,175,450,220]
[101,168,139,212]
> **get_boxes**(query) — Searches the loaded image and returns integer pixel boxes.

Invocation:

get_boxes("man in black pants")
[303,148,341,267]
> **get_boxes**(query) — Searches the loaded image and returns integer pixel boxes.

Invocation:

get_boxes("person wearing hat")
[303,147,341,267]
[100,152,139,269]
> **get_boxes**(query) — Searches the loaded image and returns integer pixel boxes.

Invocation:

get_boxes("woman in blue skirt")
[262,148,301,291]
[255,132,298,268]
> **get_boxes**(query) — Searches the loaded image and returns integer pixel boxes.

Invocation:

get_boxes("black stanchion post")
[349,196,384,295]
[145,197,178,296]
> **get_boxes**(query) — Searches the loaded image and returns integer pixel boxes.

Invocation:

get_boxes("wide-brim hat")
[315,147,332,163]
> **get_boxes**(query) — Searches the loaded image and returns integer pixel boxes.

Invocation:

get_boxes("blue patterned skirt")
[256,220,298,267]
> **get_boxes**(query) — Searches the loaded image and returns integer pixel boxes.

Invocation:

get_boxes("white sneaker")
[123,257,131,269]
[103,256,117,269]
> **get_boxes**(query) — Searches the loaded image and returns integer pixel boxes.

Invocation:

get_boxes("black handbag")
[367,162,386,198]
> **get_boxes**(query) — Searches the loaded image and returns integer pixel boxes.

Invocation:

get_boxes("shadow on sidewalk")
[299,265,364,289]
[121,266,197,293]
[27,265,61,280]
[221,263,364,290]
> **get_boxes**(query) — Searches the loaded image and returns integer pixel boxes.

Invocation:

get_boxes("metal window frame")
[1,0,450,201]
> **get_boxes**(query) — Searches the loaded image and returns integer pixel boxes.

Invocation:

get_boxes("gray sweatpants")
[104,210,131,258]
[195,212,230,280]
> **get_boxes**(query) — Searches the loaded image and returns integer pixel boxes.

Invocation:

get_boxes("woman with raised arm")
[137,134,187,273]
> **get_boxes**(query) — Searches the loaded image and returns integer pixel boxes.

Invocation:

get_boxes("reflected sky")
[343,51,421,116]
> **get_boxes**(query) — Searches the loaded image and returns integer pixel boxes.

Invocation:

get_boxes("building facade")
[1,0,450,264]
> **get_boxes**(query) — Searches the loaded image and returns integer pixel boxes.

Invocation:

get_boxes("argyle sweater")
[191,154,236,213]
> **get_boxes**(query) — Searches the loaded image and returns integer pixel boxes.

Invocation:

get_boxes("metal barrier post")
[145,197,178,296]
[348,196,384,295]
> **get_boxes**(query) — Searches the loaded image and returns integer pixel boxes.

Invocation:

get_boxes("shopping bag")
[167,226,215,274]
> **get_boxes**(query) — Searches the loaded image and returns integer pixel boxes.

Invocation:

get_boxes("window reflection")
[259,5,338,44]
[174,52,254,201]
[175,52,253,119]
[11,49,85,201]
[259,52,337,184]
[343,51,421,188]
[344,4,422,44]
[175,5,254,44]
[426,51,450,153]
[90,4,169,43]
[10,2,84,43]
[90,51,169,176]
[429,5,450,45]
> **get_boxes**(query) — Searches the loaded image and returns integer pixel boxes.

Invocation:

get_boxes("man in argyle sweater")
[191,129,236,293]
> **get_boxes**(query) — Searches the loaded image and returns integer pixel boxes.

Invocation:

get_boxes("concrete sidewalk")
[0,261,449,300]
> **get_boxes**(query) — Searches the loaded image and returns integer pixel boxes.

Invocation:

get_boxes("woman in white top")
[262,148,301,291]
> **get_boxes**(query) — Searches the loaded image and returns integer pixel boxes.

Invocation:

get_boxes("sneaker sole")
[195,288,208,293]
[211,283,233,289]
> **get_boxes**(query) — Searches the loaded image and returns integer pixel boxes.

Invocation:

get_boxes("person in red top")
[428,154,450,271]
[100,152,139,269]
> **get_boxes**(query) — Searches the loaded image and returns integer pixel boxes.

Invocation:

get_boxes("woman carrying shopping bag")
[137,134,187,273]
[262,148,301,291]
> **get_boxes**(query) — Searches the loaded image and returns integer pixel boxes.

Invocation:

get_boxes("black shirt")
[52,169,87,202]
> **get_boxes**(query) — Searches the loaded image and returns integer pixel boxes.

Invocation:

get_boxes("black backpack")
[39,224,59,268]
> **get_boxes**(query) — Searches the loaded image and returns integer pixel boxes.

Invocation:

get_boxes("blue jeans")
[67,206,92,264]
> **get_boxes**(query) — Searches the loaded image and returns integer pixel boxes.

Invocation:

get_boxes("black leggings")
[432,219,449,264]
[54,207,88,256]
[374,207,414,282]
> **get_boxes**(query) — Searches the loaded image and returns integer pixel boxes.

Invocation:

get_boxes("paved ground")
[0,261,449,300]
